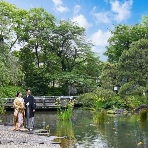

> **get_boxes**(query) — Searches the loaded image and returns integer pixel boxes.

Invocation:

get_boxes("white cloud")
[56,5,68,12]
[73,5,81,15]
[110,0,133,22]
[71,14,92,29]
[89,30,111,61]
[90,30,111,46]
[52,0,68,12]
[52,0,63,6]
[91,6,112,24]
[93,11,111,24]
[91,0,133,24]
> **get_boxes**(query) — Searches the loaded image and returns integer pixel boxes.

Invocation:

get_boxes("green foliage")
[125,96,141,110]
[77,92,95,108]
[119,82,146,98]
[93,109,106,124]
[47,87,66,96]
[0,98,6,114]
[118,39,148,87]
[117,39,148,98]
[78,89,145,110]
[105,24,148,63]
[56,98,74,121]
[140,15,148,26]
[93,96,105,110]
[0,86,24,98]
[0,1,102,96]
[93,87,116,100]
[104,96,127,109]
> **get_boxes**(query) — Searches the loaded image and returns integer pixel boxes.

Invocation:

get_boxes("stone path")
[0,125,61,148]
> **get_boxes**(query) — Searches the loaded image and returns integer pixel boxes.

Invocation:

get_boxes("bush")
[93,87,116,100]
[0,86,24,98]
[0,98,6,114]
[119,82,146,98]
[77,92,95,108]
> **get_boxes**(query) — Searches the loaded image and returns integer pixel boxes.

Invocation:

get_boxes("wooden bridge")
[3,96,79,109]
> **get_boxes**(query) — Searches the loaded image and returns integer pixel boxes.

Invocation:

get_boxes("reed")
[56,99,74,121]
[93,109,106,124]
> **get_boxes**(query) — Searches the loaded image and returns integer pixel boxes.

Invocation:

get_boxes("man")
[23,88,36,131]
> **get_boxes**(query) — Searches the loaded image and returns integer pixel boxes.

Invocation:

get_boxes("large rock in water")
[135,104,147,113]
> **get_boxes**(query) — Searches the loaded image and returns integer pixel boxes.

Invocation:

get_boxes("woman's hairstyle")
[16,92,21,97]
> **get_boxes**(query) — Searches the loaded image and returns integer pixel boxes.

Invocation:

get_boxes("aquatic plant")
[56,98,74,121]
[93,109,106,124]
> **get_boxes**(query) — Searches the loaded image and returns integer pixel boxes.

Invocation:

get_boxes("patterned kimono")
[13,97,25,129]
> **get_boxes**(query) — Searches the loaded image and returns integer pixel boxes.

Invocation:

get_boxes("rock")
[107,109,128,114]
[107,110,116,114]
[135,104,147,113]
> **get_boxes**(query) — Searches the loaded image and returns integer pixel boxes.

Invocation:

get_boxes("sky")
[4,0,148,61]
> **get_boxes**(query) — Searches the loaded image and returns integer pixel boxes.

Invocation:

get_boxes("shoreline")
[0,125,61,148]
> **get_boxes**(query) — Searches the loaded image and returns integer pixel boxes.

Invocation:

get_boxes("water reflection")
[1,110,148,148]
[55,121,76,148]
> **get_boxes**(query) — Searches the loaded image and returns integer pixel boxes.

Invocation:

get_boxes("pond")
[1,109,148,148]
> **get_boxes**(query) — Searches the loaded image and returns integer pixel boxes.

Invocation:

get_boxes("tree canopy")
[0,0,102,96]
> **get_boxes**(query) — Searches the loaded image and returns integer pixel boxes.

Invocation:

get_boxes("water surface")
[1,109,148,148]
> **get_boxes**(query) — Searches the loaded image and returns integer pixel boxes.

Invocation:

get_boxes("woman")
[13,92,25,130]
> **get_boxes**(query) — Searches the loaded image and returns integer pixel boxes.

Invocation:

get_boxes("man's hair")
[26,88,31,91]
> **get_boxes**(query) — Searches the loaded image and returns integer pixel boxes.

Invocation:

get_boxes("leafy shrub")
[119,82,146,97]
[104,96,127,109]
[77,92,95,108]
[0,86,24,98]
[93,87,116,100]
[0,98,6,114]
[125,96,142,110]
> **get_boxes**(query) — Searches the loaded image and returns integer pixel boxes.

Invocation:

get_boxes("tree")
[0,1,102,95]
[100,62,118,90]
[140,15,148,26]
[46,20,93,72]
[105,24,148,63]
[118,39,148,96]
[0,1,24,86]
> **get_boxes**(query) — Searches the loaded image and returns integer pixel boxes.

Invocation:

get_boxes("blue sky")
[4,0,148,61]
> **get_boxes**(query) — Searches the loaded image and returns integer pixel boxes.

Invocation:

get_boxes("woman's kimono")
[13,97,25,129]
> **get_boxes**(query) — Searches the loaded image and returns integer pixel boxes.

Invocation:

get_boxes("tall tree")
[0,1,24,86]
[46,20,93,72]
[105,24,148,63]
[118,39,148,96]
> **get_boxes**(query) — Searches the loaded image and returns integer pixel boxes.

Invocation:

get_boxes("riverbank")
[0,125,61,148]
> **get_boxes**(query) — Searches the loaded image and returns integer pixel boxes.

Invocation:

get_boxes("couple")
[13,89,36,131]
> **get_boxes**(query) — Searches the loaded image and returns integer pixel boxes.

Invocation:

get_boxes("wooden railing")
[3,96,79,109]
